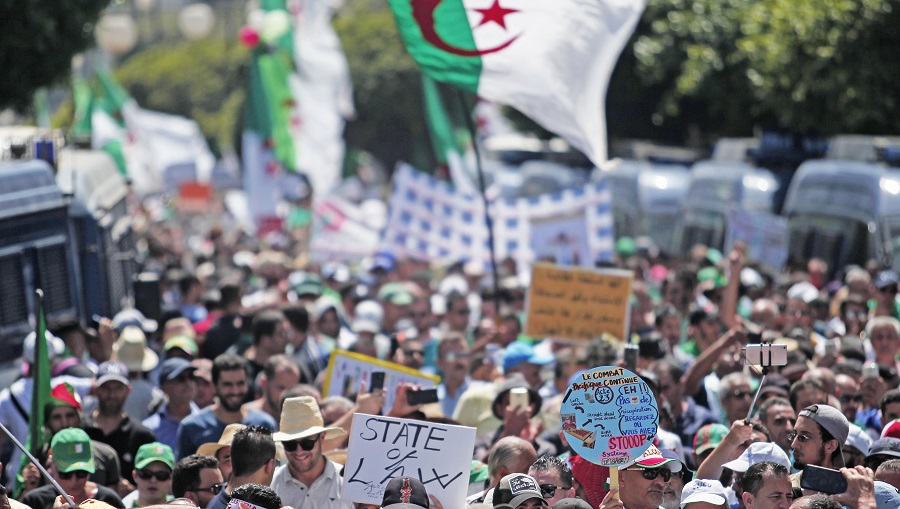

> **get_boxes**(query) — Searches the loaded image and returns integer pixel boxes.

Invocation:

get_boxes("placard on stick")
[560,366,658,467]
[525,264,633,343]
[343,413,476,509]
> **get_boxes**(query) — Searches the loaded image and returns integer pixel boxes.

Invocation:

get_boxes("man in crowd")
[435,333,471,418]
[208,426,277,509]
[122,443,175,507]
[467,437,537,504]
[172,455,224,508]
[20,429,124,509]
[598,445,682,509]
[528,455,576,507]
[740,462,793,509]
[680,479,728,509]
[758,397,797,455]
[143,358,200,451]
[245,311,291,385]
[271,396,351,509]
[243,355,300,424]
[197,424,246,483]
[789,404,850,497]
[492,473,548,509]
[84,361,157,485]
[176,354,276,459]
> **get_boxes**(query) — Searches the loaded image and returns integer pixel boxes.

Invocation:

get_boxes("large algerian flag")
[16,290,51,495]
[388,0,644,164]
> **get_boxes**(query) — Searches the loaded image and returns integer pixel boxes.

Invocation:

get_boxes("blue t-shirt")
[176,407,276,459]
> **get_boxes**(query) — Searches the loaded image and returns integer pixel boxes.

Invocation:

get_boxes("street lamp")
[95,12,138,55]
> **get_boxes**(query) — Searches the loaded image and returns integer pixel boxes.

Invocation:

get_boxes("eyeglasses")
[403,348,424,357]
[844,310,867,320]
[729,389,753,399]
[137,469,172,481]
[879,287,898,294]
[283,435,319,452]
[194,483,226,495]
[539,484,571,498]
[171,374,194,384]
[58,470,90,480]
[787,431,819,443]
[840,394,863,404]
[626,468,672,482]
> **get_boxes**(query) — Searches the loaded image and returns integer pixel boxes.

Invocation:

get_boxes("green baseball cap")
[164,335,199,357]
[694,423,729,456]
[51,428,95,474]
[616,237,637,258]
[377,282,414,306]
[135,442,175,470]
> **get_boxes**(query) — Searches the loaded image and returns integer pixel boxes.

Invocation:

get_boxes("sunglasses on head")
[283,435,320,452]
[627,468,672,482]
[539,484,570,498]
[137,469,172,481]
[58,470,90,480]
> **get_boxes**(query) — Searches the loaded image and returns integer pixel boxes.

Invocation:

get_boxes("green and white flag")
[388,0,644,164]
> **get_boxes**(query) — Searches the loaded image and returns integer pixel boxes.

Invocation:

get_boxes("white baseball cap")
[848,424,874,455]
[681,479,727,508]
[722,442,791,472]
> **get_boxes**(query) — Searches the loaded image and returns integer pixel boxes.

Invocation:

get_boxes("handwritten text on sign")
[560,366,658,467]
[343,414,476,509]
[525,264,633,342]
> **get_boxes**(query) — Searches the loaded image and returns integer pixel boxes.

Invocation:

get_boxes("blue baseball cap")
[502,342,554,372]
[875,481,900,509]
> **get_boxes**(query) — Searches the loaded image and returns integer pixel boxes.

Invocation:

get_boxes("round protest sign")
[559,366,658,467]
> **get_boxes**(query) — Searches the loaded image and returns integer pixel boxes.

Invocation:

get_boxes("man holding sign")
[598,445,682,509]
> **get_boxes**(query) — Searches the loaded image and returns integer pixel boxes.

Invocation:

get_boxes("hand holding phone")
[370,371,385,393]
[509,387,529,412]
[800,465,848,495]
[406,388,439,406]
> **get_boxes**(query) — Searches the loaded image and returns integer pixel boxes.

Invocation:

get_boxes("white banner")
[381,164,614,270]
[343,413,476,509]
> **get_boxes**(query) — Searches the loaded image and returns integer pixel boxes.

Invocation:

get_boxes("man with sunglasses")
[21,428,124,509]
[599,445,682,509]
[528,455,576,507]
[143,358,200,452]
[173,454,225,508]
[271,396,351,509]
[788,404,849,498]
[123,442,175,507]
[208,426,277,509]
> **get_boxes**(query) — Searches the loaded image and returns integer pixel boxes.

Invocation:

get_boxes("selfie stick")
[0,421,77,507]
[744,345,775,423]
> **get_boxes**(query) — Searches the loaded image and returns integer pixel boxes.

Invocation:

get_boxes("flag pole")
[0,422,77,508]
[456,90,502,319]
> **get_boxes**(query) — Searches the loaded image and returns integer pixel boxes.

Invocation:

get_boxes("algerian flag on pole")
[387,0,645,164]
[16,290,51,495]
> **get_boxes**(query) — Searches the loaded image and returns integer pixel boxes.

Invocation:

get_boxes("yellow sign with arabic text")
[525,264,633,343]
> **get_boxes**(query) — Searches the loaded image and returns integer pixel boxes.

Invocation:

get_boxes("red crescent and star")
[411,0,520,57]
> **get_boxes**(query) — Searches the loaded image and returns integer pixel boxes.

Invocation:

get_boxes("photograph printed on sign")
[559,366,658,467]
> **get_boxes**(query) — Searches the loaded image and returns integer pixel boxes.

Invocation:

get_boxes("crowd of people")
[3,222,900,509]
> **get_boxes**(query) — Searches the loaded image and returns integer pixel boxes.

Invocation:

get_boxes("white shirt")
[270,460,352,509]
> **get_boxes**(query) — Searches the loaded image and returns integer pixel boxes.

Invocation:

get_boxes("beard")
[219,394,245,412]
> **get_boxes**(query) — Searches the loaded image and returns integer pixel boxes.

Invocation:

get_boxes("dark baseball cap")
[799,404,849,467]
[159,357,197,383]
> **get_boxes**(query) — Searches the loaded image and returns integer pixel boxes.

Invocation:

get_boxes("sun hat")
[634,444,682,472]
[694,424,729,456]
[722,442,790,472]
[96,361,131,387]
[23,330,65,364]
[51,428,95,474]
[115,326,159,372]
[112,308,158,334]
[197,423,246,457]
[680,479,727,508]
[382,476,430,509]
[135,442,175,470]
[493,473,547,508]
[272,396,345,442]
[798,404,849,467]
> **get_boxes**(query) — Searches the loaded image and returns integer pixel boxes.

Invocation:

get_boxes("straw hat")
[115,326,159,373]
[273,396,345,442]
[197,423,246,457]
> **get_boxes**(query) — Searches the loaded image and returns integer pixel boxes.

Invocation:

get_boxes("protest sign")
[560,366,658,467]
[530,214,591,267]
[322,350,439,414]
[343,413,476,509]
[524,264,632,343]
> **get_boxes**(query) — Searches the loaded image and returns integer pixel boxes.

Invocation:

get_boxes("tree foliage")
[114,39,248,150]
[0,0,109,111]
[629,0,900,137]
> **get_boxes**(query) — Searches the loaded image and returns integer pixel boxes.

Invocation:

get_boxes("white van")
[783,160,900,270]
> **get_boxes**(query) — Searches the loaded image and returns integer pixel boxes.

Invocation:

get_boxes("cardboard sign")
[343,413,476,509]
[322,350,439,414]
[524,264,633,342]
[560,366,658,467]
